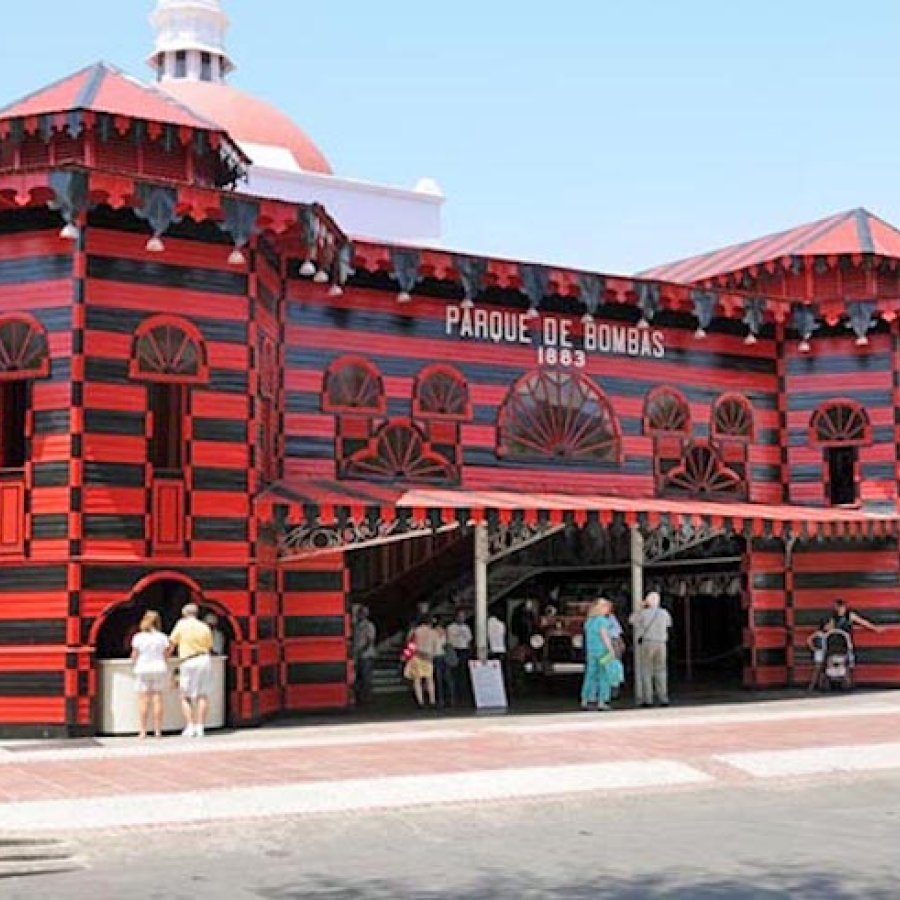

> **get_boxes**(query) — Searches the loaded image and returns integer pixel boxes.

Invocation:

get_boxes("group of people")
[129,603,224,738]
[806,597,886,692]
[352,603,508,711]
[402,609,491,709]
[579,590,673,711]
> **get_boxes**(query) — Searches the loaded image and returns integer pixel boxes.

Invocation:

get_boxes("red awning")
[266,480,899,541]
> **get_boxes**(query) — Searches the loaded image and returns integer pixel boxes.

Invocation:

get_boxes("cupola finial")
[149,0,235,84]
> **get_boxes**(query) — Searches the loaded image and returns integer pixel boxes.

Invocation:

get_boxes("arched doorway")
[93,572,239,659]
[92,572,241,734]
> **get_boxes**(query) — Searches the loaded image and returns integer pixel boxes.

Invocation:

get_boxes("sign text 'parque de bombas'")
[445,304,665,367]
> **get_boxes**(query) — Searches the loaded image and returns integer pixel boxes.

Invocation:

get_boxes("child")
[807,619,832,692]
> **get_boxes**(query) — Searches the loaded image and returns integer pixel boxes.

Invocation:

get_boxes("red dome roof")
[161,80,332,175]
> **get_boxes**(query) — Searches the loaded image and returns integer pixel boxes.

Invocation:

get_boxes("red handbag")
[401,639,417,663]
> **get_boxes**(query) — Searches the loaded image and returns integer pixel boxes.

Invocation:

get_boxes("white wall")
[243,163,444,245]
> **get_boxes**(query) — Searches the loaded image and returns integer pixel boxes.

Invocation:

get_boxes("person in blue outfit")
[581,597,624,711]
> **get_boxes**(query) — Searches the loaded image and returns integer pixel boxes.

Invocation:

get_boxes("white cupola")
[148,0,235,84]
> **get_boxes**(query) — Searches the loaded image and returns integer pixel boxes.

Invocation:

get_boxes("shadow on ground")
[257,868,891,900]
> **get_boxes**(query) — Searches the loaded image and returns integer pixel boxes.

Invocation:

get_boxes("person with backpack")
[630,590,673,708]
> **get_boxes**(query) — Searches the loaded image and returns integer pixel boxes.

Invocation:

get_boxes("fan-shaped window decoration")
[0,314,50,381]
[322,356,386,415]
[712,394,754,442]
[130,316,207,383]
[413,365,471,420]
[259,338,277,399]
[643,387,691,436]
[497,370,621,462]
[810,401,871,447]
[663,442,744,498]
[344,421,453,483]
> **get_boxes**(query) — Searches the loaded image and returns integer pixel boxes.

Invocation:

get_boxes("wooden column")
[474,523,489,661]
[630,525,645,704]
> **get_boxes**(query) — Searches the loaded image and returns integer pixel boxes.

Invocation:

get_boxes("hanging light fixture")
[637,282,660,330]
[792,304,818,355]
[313,269,329,284]
[146,236,165,253]
[299,260,316,277]
[692,289,717,339]
[59,222,80,241]
[228,248,247,266]
[578,273,604,325]
[328,284,344,297]
[392,247,421,305]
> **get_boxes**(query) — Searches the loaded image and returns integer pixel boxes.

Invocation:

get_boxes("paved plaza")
[1,692,899,897]
[0,691,896,834]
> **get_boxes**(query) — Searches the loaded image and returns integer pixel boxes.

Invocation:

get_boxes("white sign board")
[468,659,508,711]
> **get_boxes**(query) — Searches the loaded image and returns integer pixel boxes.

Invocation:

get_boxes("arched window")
[712,394,754,442]
[643,387,691,436]
[0,314,50,381]
[344,420,453,483]
[130,316,208,383]
[413,364,471,420]
[663,442,744,498]
[810,400,870,506]
[0,314,49,470]
[497,370,621,462]
[809,401,870,447]
[322,356,385,415]
[130,316,207,473]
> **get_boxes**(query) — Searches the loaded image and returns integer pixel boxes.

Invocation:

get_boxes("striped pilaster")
[775,321,790,504]
[247,237,261,721]
[66,225,87,731]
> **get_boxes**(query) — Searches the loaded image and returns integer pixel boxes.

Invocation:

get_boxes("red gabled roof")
[640,208,900,284]
[0,61,220,131]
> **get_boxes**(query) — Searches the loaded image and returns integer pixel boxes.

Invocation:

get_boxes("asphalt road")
[4,771,899,899]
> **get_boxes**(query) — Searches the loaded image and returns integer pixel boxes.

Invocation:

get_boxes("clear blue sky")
[3,1,899,274]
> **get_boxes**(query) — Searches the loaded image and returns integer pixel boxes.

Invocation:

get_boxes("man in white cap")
[169,602,214,737]
[630,590,673,707]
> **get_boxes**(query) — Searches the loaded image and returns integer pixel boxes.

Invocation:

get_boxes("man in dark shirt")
[829,598,884,636]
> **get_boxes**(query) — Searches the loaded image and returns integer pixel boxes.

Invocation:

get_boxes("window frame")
[129,315,208,385]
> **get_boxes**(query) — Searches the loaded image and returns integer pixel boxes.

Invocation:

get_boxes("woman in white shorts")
[130,610,170,738]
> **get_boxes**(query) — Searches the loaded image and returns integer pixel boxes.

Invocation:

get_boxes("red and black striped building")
[1,65,899,735]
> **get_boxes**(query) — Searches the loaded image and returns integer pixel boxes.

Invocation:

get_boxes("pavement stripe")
[3,698,898,768]
[715,742,900,778]
[492,701,900,736]
[0,761,711,832]
[0,728,474,766]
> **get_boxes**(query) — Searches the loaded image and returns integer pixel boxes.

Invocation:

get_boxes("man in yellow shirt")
[169,603,214,737]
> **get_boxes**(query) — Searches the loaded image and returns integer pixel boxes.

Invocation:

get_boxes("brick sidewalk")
[0,692,898,832]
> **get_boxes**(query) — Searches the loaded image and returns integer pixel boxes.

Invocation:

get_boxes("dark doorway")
[149,383,185,472]
[669,580,744,686]
[0,380,27,469]
[827,446,857,506]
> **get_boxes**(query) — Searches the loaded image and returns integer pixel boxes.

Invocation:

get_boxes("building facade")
[1,8,899,736]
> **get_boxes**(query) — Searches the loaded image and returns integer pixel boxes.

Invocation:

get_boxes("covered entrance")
[272,482,898,710]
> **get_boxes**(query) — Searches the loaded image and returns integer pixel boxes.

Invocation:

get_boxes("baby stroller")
[823,629,854,690]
